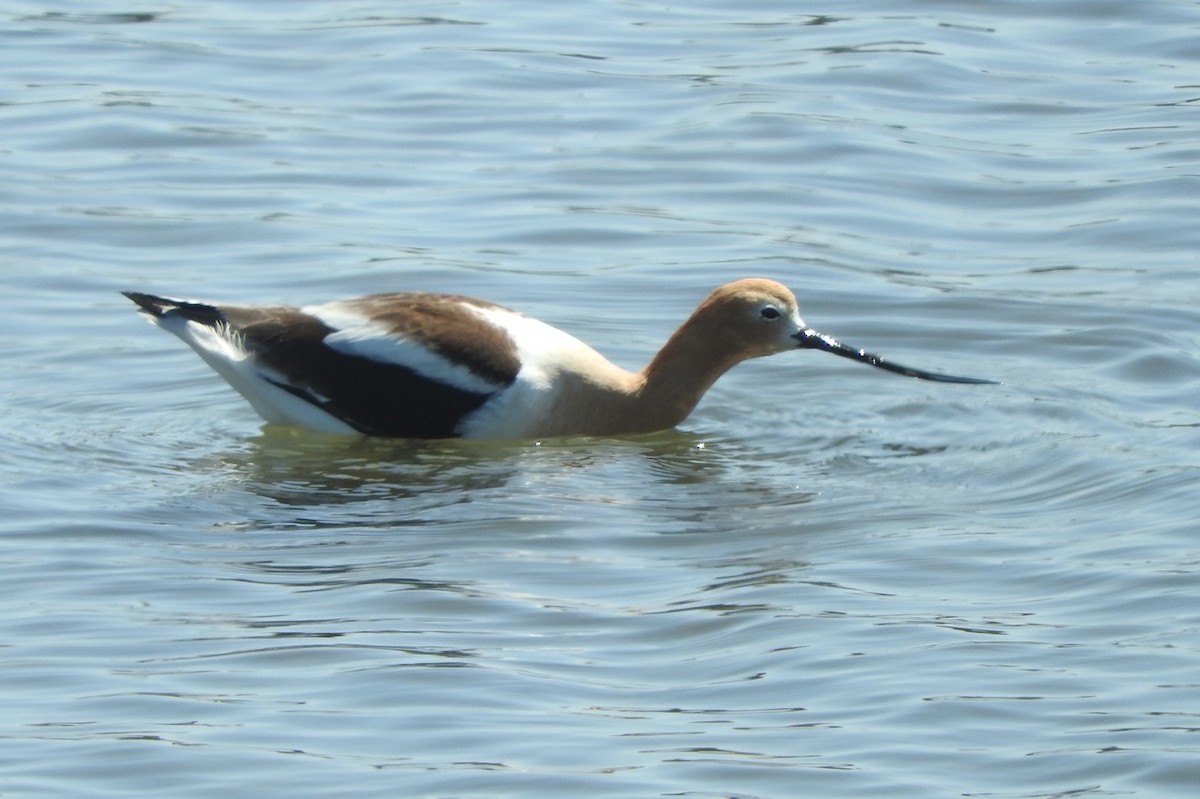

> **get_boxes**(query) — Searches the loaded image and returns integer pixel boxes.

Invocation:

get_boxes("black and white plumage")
[123,280,992,440]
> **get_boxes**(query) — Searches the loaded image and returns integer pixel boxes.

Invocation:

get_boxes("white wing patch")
[463,304,600,387]
[306,301,504,396]
[455,303,623,438]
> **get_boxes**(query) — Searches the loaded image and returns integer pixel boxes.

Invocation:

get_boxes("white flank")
[148,311,357,435]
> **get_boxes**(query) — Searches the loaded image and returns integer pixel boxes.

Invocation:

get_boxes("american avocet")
[123,279,992,439]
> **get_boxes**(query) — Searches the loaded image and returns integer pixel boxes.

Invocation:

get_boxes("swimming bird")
[122,278,992,439]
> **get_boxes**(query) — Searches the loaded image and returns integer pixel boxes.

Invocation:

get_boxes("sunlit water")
[3,2,1199,797]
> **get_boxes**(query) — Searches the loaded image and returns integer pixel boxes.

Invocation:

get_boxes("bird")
[122,278,993,440]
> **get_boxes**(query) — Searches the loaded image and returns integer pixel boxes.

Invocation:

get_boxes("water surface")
[2,2,1199,797]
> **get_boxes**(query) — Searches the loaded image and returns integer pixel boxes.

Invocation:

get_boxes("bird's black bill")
[794,328,997,385]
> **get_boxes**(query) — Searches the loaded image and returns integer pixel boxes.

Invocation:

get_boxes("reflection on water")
[199,425,820,533]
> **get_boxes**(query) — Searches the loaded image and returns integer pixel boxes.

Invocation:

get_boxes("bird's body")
[123,278,990,440]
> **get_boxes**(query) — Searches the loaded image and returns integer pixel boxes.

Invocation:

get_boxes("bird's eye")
[760,306,782,321]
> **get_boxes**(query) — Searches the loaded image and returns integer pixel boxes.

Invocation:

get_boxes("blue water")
[3,2,1199,797]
